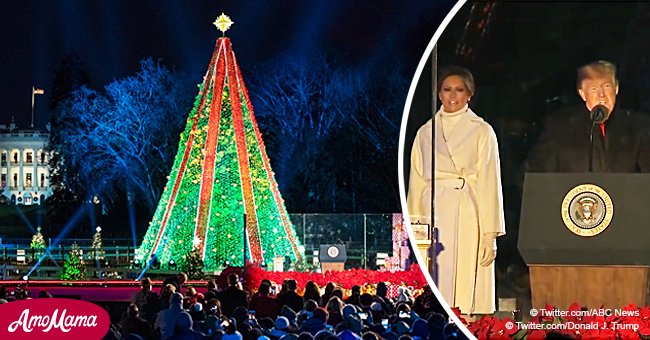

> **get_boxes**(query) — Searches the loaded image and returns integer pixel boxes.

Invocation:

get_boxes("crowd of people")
[103,272,466,340]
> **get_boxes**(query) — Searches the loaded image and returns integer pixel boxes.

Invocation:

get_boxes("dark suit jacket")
[527,105,650,172]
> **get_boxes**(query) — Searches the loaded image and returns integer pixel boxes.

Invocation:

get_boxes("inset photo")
[401,1,650,339]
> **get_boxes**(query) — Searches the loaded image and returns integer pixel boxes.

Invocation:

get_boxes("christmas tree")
[91,226,105,261]
[31,226,46,261]
[137,14,303,270]
[61,243,86,281]
[184,246,205,279]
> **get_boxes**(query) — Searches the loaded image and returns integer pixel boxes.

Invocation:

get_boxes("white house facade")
[0,125,52,205]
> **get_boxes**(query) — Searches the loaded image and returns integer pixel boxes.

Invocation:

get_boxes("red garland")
[234,59,302,262]
[148,38,221,258]
[194,38,227,257]
[225,38,263,262]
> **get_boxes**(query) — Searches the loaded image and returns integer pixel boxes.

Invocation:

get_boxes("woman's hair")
[325,296,344,315]
[304,281,321,300]
[437,66,475,96]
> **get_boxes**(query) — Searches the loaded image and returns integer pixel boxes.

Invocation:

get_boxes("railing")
[0,213,405,278]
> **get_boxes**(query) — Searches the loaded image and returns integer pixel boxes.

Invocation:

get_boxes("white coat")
[407,107,505,314]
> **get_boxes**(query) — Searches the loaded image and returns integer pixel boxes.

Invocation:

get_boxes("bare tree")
[52,58,193,212]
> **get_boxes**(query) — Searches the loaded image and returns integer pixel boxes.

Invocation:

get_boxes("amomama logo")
[0,298,110,339]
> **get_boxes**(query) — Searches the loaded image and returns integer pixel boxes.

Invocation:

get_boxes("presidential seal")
[561,184,613,237]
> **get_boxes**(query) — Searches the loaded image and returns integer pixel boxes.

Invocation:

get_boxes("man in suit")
[528,60,650,172]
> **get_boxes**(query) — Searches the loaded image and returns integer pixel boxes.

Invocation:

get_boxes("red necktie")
[599,123,606,138]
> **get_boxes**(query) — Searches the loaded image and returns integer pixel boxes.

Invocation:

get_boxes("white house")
[0,123,52,205]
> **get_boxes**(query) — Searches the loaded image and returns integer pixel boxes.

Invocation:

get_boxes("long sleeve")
[407,125,432,225]
[526,115,558,172]
[476,125,506,236]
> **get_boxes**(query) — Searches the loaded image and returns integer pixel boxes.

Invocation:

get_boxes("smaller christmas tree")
[30,226,46,262]
[61,242,86,281]
[183,246,204,280]
[91,226,105,261]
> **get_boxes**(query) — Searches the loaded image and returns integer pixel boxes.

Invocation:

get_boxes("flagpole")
[31,87,35,129]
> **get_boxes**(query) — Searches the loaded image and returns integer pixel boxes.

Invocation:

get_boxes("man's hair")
[227,273,239,286]
[141,277,151,286]
[286,279,297,290]
[577,60,618,89]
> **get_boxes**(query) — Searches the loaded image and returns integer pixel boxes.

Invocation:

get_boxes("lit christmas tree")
[61,243,86,281]
[91,226,105,261]
[184,246,205,279]
[30,226,46,262]
[137,14,303,270]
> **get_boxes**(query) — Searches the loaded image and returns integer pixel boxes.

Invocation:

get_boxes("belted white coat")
[407,107,505,314]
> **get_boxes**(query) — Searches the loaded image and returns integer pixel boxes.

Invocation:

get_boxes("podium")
[319,244,346,272]
[519,173,650,309]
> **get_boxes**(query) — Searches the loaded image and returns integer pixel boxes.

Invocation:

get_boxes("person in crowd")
[300,307,328,335]
[407,66,506,316]
[131,277,159,322]
[158,283,177,312]
[303,281,321,304]
[344,285,361,306]
[278,279,304,314]
[184,285,205,308]
[219,273,249,317]
[162,272,188,293]
[320,283,336,307]
[154,292,192,339]
[249,282,280,319]
[120,304,153,339]
[324,296,344,327]
[205,279,219,301]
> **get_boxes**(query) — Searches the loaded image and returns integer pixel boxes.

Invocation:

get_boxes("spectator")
[162,272,188,293]
[131,277,159,322]
[410,319,429,340]
[249,282,280,319]
[269,316,290,338]
[303,282,321,305]
[184,285,205,308]
[158,283,177,312]
[397,287,414,305]
[154,292,192,339]
[298,300,319,325]
[278,279,303,314]
[120,304,152,339]
[324,296,344,327]
[280,305,299,328]
[320,283,336,307]
[221,318,243,340]
[168,312,206,340]
[219,273,249,317]
[200,298,224,335]
[205,279,219,301]
[300,307,327,335]
[344,286,361,307]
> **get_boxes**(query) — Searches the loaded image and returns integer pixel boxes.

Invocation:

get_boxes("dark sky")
[0,1,445,129]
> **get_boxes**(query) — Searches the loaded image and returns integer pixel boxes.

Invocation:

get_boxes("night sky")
[0,1,444,129]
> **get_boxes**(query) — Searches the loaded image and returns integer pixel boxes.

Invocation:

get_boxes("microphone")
[588,105,609,172]
[590,104,608,123]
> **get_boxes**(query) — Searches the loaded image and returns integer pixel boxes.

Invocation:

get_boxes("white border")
[397,1,476,339]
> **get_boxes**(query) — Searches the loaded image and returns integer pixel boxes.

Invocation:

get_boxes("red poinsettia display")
[242,262,427,297]
[464,303,650,339]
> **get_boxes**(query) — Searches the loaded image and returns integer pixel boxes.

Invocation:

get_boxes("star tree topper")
[214,13,234,35]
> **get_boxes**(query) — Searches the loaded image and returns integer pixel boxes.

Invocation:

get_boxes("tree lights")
[137,31,303,271]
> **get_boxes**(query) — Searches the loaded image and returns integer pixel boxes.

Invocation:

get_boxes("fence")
[0,213,404,279]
